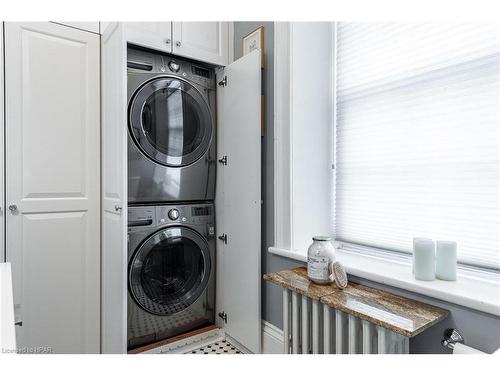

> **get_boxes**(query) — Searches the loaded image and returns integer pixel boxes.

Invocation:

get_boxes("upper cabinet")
[173,22,229,66]
[125,22,229,66]
[125,22,172,54]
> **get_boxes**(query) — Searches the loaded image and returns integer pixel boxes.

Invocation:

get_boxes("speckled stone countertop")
[263,267,449,337]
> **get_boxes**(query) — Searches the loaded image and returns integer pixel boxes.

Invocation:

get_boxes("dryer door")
[129,226,211,316]
[129,77,213,167]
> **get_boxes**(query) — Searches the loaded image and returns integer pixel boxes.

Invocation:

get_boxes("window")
[335,23,500,270]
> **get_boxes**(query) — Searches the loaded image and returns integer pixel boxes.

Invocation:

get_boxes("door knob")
[8,204,18,213]
[115,205,122,212]
[175,41,181,47]
[165,38,171,45]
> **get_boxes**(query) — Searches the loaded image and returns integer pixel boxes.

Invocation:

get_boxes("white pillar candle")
[413,238,435,281]
[436,240,457,281]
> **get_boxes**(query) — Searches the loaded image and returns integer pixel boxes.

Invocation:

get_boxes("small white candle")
[436,240,457,281]
[413,238,435,281]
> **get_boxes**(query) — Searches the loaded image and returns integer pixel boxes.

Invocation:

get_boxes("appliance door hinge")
[218,311,228,324]
[218,76,227,87]
[218,233,228,244]
[218,155,227,165]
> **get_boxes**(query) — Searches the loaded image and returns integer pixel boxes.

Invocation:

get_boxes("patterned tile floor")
[188,339,243,354]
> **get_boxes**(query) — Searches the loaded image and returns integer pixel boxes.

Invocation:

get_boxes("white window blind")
[335,23,500,270]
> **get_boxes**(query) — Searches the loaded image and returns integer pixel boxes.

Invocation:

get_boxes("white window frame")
[269,21,500,316]
[271,21,335,257]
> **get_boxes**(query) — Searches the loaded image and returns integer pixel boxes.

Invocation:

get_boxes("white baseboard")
[261,320,284,354]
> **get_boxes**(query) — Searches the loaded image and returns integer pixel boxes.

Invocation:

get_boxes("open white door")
[101,22,128,354]
[216,50,261,353]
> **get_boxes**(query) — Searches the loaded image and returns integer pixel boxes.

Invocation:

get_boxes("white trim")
[269,246,307,262]
[228,21,234,64]
[273,21,292,250]
[268,246,500,317]
[262,320,284,354]
[0,22,4,264]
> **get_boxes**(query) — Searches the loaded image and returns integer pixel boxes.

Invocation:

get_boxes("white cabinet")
[173,22,229,66]
[125,22,229,66]
[4,22,101,354]
[125,22,172,54]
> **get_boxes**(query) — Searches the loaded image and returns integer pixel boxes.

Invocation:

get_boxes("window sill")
[268,246,500,317]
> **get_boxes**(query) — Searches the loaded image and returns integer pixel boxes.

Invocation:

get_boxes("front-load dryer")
[127,203,216,350]
[127,46,216,204]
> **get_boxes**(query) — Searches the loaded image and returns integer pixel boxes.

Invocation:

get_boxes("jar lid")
[312,236,332,241]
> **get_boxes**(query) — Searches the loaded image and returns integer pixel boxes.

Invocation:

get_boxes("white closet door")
[101,22,128,354]
[217,50,261,353]
[173,22,229,65]
[4,22,100,353]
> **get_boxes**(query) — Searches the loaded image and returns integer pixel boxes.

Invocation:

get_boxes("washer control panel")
[156,204,213,225]
[129,204,214,228]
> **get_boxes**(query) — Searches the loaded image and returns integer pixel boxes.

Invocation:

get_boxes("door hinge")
[218,311,228,324]
[218,155,228,165]
[218,233,228,244]
[218,76,227,87]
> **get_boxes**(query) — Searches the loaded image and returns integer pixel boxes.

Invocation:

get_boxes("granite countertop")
[263,267,449,337]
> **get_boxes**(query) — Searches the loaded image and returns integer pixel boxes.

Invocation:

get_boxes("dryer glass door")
[129,77,213,167]
[129,226,211,316]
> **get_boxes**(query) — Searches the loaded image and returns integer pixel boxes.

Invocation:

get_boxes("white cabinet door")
[4,22,100,354]
[173,22,229,65]
[101,22,128,354]
[216,50,261,352]
[125,22,172,53]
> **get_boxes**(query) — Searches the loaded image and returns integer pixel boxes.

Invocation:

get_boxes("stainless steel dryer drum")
[127,203,216,350]
[127,47,216,203]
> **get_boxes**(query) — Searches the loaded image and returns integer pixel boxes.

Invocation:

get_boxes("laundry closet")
[0,22,261,354]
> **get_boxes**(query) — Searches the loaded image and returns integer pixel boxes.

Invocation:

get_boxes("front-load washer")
[127,46,216,204]
[127,203,215,350]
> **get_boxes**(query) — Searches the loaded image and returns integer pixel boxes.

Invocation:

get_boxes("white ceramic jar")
[307,236,336,284]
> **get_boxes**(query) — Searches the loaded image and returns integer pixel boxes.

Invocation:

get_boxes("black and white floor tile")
[188,339,242,354]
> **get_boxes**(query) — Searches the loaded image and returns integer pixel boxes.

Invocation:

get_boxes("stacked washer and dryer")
[126,46,217,350]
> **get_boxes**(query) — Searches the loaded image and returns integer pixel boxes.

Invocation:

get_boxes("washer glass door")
[129,227,211,316]
[129,77,213,167]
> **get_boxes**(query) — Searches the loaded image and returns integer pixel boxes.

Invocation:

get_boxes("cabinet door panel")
[173,22,228,65]
[125,22,172,53]
[216,50,261,352]
[4,22,100,354]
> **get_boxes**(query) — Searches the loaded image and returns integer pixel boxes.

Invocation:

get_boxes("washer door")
[129,226,211,316]
[129,77,213,167]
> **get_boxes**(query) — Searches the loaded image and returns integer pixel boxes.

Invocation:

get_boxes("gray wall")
[233,22,500,354]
